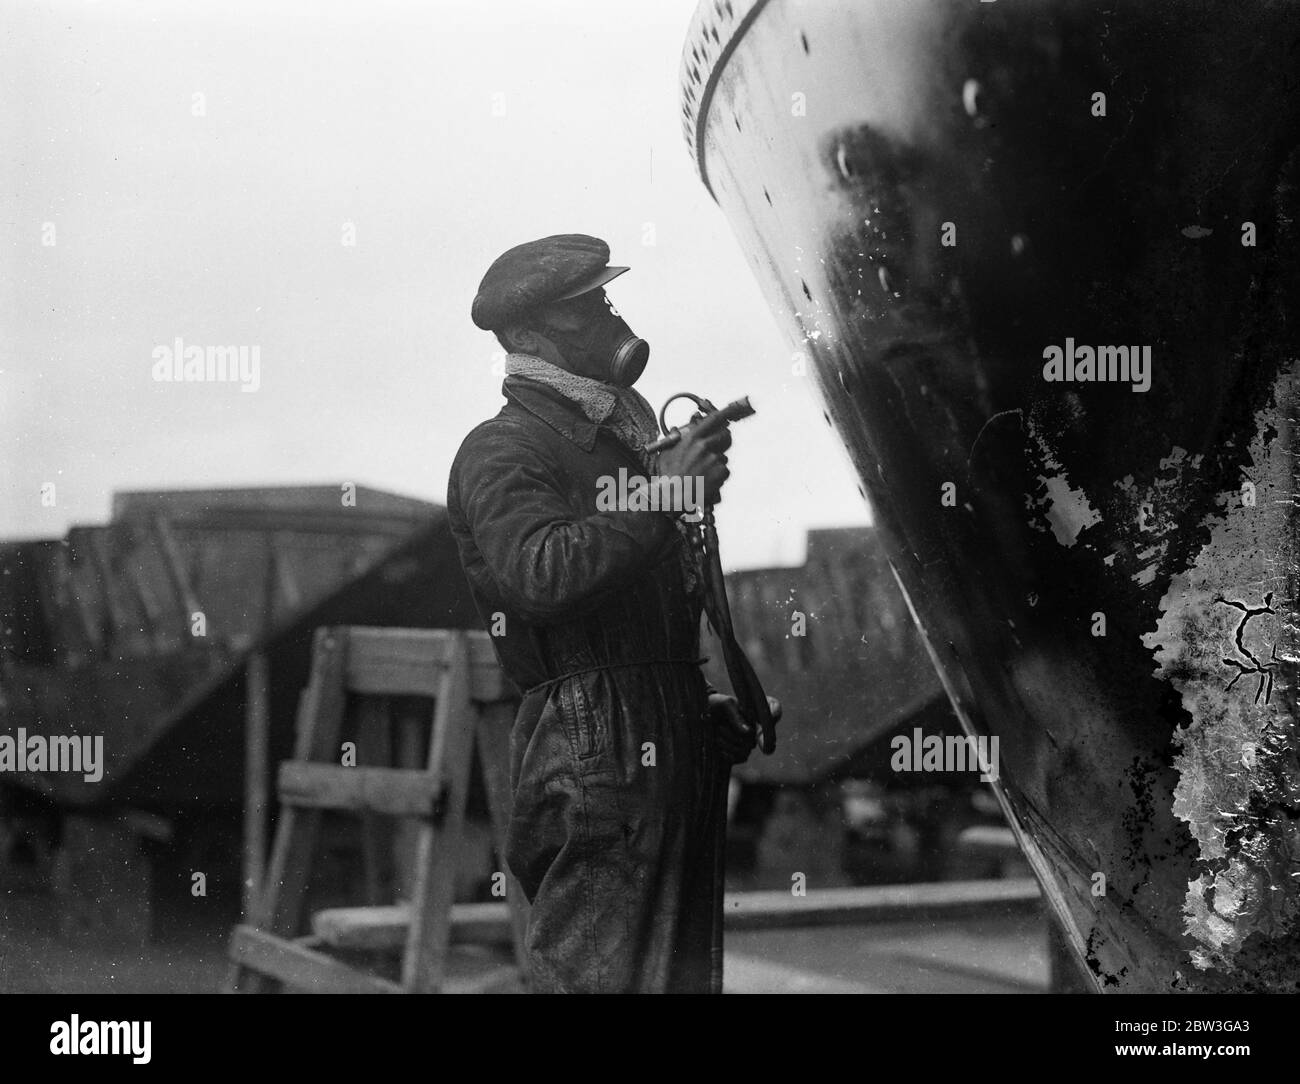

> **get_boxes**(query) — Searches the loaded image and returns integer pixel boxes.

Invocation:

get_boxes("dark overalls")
[447,376,725,993]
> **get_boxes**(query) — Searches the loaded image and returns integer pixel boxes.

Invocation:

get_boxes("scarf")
[504,353,659,463]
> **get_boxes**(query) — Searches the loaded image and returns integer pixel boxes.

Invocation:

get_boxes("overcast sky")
[0,0,869,570]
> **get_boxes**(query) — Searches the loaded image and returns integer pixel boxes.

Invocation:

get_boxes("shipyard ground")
[0,889,1047,994]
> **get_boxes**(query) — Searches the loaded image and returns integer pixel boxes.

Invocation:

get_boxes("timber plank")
[722,879,1042,929]
[403,632,476,992]
[310,880,1043,949]
[277,763,443,818]
[312,902,512,950]
[229,926,402,994]
[344,626,512,702]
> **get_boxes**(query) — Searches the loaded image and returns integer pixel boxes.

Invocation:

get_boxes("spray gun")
[643,394,757,455]
[644,393,777,755]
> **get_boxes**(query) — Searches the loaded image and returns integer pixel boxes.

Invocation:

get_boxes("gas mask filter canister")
[543,309,650,387]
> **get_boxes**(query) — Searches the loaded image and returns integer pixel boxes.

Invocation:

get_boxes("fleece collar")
[501,353,658,459]
[503,374,599,451]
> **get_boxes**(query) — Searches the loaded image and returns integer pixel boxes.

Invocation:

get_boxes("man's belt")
[523,656,708,698]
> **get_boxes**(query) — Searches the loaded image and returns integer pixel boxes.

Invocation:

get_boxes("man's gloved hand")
[708,692,782,765]
[655,411,733,505]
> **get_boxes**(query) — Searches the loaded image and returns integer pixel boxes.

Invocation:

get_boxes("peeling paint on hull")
[682,0,1300,990]
[1145,367,1300,982]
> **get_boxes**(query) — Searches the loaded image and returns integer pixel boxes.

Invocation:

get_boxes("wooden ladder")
[227,626,528,993]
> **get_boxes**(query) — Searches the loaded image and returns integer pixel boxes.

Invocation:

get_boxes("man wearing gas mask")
[447,233,757,993]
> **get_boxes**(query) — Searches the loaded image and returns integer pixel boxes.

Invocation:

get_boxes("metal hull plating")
[683,0,1300,990]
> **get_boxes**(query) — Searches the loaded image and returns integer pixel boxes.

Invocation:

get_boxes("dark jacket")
[446,375,723,993]
[447,376,702,693]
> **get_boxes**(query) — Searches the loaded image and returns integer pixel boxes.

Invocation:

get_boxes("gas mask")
[540,303,650,387]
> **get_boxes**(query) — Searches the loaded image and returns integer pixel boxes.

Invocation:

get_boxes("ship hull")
[683,0,1300,990]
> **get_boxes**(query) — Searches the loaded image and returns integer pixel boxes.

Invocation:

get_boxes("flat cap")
[471,233,629,330]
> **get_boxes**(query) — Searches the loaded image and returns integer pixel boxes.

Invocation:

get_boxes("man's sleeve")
[455,426,678,623]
